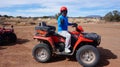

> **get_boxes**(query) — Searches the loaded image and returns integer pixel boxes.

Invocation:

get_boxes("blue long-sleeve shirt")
[57,15,72,32]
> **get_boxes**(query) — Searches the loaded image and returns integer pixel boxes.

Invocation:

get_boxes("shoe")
[65,48,71,53]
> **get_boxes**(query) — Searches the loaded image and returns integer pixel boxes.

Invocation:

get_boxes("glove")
[72,23,78,27]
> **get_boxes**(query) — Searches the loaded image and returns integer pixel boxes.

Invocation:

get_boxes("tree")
[42,16,49,18]
[16,16,22,18]
[3,15,9,18]
[104,12,113,21]
[113,10,120,21]
[104,10,120,22]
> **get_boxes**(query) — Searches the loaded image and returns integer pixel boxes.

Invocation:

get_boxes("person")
[57,6,77,53]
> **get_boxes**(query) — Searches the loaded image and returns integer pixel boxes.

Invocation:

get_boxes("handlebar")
[72,23,78,28]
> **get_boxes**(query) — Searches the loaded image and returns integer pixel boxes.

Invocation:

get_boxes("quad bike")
[32,22,101,67]
[0,25,17,45]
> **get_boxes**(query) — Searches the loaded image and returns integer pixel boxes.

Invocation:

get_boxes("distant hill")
[86,15,102,18]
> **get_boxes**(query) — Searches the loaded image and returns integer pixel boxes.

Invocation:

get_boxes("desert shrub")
[0,17,6,24]
[29,22,36,25]
[42,16,49,18]
[0,21,4,24]
[16,16,22,19]
[33,17,39,20]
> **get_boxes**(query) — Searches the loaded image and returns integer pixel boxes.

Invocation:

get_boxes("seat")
[53,33,66,39]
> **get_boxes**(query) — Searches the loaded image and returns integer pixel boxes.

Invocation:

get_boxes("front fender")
[73,35,93,50]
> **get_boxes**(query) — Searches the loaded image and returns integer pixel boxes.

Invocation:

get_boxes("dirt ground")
[0,23,120,67]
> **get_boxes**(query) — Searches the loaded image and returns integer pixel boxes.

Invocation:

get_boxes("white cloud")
[17,7,59,13]
[0,11,11,15]
[0,0,119,8]
[0,0,120,17]
[0,0,116,8]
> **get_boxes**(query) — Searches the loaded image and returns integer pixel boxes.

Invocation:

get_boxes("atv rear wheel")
[0,36,3,45]
[9,33,17,43]
[32,43,52,63]
[76,45,100,67]
[1,33,17,44]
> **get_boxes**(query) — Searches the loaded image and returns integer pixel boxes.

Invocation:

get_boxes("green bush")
[104,10,120,22]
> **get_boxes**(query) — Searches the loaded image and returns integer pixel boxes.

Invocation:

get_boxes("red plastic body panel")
[0,28,14,34]
[70,31,80,35]
[34,36,54,48]
[73,34,93,50]
[51,36,65,43]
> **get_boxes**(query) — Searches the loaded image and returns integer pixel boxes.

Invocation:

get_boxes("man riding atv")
[57,6,77,53]
[32,6,101,67]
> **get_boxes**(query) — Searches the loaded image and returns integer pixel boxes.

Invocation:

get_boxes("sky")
[0,0,120,17]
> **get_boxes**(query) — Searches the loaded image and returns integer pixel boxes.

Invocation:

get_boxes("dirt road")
[0,23,120,67]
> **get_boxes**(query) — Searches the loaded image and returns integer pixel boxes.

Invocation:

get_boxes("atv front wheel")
[76,45,100,67]
[32,43,52,63]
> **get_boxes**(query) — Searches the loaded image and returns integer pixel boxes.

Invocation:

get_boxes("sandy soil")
[0,23,120,67]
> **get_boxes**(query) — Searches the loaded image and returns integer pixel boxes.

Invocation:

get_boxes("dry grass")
[1,17,119,26]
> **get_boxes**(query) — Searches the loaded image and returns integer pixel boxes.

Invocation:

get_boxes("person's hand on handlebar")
[72,23,78,27]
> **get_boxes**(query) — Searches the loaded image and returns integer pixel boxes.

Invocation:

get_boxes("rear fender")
[34,36,54,49]
[73,34,93,50]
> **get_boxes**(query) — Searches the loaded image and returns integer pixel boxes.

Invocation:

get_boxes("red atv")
[0,25,17,45]
[32,22,101,67]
